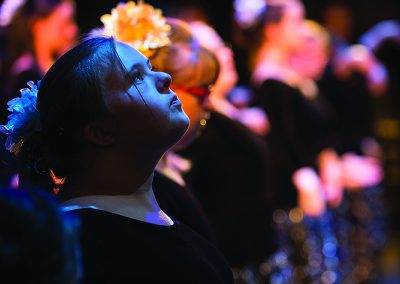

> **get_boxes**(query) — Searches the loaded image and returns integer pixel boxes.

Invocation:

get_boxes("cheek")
[107,90,142,118]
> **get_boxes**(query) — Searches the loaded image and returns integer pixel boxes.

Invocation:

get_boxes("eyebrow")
[127,59,151,73]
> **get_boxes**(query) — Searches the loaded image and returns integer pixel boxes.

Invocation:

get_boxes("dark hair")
[4,0,71,67]
[0,187,81,283]
[18,36,125,191]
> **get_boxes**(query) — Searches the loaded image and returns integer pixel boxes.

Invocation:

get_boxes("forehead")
[114,41,148,70]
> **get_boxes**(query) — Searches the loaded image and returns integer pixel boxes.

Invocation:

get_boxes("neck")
[60,147,162,200]
[126,173,171,224]
[60,149,175,225]
[62,172,174,226]
[120,172,160,213]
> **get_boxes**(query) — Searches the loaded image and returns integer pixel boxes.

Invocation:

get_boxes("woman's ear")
[84,119,116,146]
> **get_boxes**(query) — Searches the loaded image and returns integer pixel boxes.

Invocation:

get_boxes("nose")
[156,72,172,93]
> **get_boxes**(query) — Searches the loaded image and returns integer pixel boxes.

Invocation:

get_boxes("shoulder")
[74,209,233,284]
[72,208,144,232]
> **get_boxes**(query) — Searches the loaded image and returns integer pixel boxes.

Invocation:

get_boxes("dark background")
[75,0,400,43]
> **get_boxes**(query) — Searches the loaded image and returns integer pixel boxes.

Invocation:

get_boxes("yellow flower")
[101,1,171,57]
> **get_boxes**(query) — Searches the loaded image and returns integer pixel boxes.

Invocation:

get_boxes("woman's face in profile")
[107,41,189,148]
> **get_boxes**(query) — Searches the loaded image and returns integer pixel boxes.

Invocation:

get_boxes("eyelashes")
[127,60,152,86]
[127,71,144,86]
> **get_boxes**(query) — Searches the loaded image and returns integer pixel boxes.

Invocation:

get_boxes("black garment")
[178,111,275,268]
[373,40,400,232]
[318,66,373,154]
[153,171,216,244]
[374,39,400,120]
[253,79,331,210]
[74,209,233,284]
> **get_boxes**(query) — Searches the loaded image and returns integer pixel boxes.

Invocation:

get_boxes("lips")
[170,95,178,104]
[170,95,182,108]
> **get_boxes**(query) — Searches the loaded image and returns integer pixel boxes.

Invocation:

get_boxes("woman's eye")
[131,71,144,84]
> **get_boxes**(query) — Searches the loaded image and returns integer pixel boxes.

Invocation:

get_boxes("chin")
[172,123,200,151]
[166,114,190,149]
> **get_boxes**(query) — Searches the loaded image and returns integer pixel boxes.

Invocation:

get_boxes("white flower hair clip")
[0,80,41,155]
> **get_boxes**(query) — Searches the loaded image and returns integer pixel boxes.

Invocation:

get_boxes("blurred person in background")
[360,19,400,282]
[235,0,345,282]
[1,0,78,105]
[0,0,78,187]
[0,187,81,284]
[290,19,387,283]
[189,20,270,136]
[248,0,328,218]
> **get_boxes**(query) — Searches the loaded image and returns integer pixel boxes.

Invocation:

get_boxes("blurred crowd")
[0,0,399,283]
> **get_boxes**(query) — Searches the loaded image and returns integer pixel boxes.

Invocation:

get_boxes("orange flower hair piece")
[101,0,171,57]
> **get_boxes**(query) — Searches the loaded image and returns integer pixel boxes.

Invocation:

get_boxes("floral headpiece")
[101,1,171,57]
[0,81,40,156]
